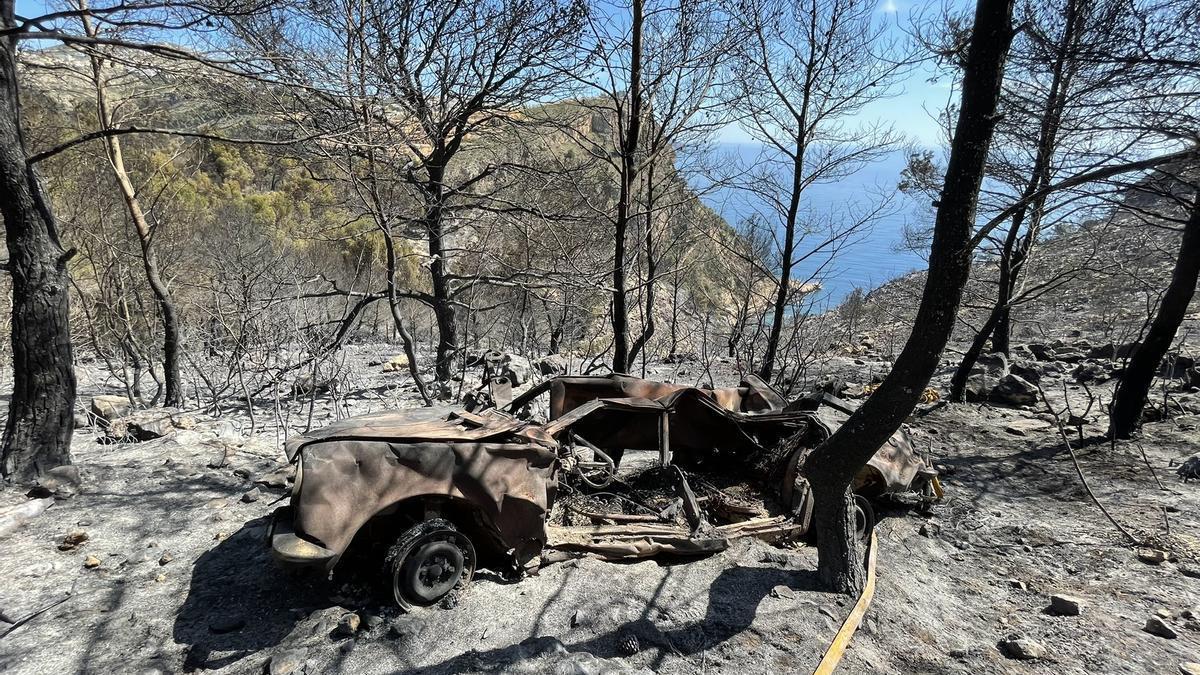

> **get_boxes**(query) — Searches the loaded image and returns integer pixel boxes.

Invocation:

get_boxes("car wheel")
[385,518,476,610]
[852,495,875,542]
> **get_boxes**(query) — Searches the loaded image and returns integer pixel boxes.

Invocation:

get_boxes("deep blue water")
[693,142,929,308]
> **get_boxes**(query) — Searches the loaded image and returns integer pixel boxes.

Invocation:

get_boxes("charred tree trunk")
[801,0,1015,592]
[629,162,656,366]
[611,0,643,374]
[86,46,183,407]
[759,132,807,381]
[951,0,1078,378]
[0,2,77,481]
[1109,194,1200,438]
[424,163,458,386]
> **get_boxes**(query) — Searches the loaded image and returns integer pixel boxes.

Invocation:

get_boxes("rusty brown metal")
[275,373,936,572]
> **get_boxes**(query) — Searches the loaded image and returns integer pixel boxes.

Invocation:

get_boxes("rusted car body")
[269,374,936,608]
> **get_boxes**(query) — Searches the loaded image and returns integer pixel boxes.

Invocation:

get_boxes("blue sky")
[15,0,957,148]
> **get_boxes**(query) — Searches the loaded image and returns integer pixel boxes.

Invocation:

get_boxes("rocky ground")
[0,338,1198,674]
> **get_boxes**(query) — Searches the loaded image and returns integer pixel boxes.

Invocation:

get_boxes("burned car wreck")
[268,373,939,609]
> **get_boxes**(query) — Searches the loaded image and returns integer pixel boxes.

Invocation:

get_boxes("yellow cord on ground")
[813,529,878,675]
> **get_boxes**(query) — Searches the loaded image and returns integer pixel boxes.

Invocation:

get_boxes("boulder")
[381,354,410,373]
[505,355,533,386]
[1144,616,1178,639]
[1027,343,1051,361]
[999,636,1046,660]
[1116,341,1142,359]
[1087,343,1116,360]
[268,649,309,675]
[90,395,132,424]
[1162,354,1196,379]
[1048,594,1083,616]
[1004,419,1051,437]
[1009,361,1042,384]
[106,408,186,442]
[536,354,569,376]
[1072,361,1111,384]
[989,374,1039,407]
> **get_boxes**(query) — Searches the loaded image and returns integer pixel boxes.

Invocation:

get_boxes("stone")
[989,374,1039,407]
[106,408,184,442]
[1179,563,1200,579]
[1009,361,1042,384]
[1087,343,1116,360]
[268,648,309,675]
[1179,663,1200,675]
[58,530,89,551]
[537,354,569,376]
[972,352,1009,379]
[999,636,1045,660]
[91,395,132,424]
[1072,362,1110,383]
[1162,354,1196,379]
[1116,341,1142,359]
[388,616,426,641]
[39,465,81,495]
[241,488,262,503]
[1004,419,1052,437]
[158,552,174,565]
[256,466,295,490]
[1138,548,1167,565]
[1052,349,1086,363]
[1048,594,1083,616]
[504,355,533,386]
[292,375,335,396]
[1028,344,1052,361]
[209,614,245,634]
[83,555,101,568]
[1144,616,1178,639]
[770,585,797,600]
[334,613,361,638]
[381,354,410,373]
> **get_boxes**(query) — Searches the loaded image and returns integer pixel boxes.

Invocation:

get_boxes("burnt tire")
[852,495,875,542]
[384,518,476,610]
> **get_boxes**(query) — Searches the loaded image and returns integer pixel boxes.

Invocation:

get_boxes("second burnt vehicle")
[268,372,940,609]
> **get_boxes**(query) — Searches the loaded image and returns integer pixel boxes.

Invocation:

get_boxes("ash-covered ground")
[1,340,1198,674]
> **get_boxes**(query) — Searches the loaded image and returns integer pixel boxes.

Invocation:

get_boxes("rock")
[999,636,1046,660]
[1179,563,1200,579]
[505,355,533,386]
[381,354,410,373]
[334,613,361,638]
[1048,594,1083,616]
[268,648,309,675]
[989,374,1039,407]
[1138,548,1167,565]
[537,354,569,376]
[1162,354,1196,379]
[58,530,89,551]
[570,609,584,627]
[1087,343,1116,360]
[1178,455,1200,482]
[972,352,1009,379]
[256,466,295,489]
[241,488,262,503]
[1180,663,1200,675]
[83,554,101,568]
[770,585,797,599]
[1028,344,1052,361]
[0,498,54,538]
[1072,361,1111,383]
[1116,341,1142,359]
[1144,616,1178,639]
[1009,361,1042,384]
[38,465,81,496]
[387,616,427,641]
[1004,419,1051,436]
[158,552,174,565]
[208,614,245,634]
[106,408,185,442]
[90,395,132,424]
[292,375,335,397]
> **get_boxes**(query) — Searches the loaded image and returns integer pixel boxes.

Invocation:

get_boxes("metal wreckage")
[268,351,941,609]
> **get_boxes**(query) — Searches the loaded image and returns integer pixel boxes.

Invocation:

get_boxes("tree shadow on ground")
[398,564,823,674]
[172,516,334,672]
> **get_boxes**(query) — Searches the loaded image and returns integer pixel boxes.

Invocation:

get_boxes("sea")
[692,142,930,309]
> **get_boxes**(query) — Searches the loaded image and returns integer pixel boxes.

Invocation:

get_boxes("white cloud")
[881,0,899,13]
